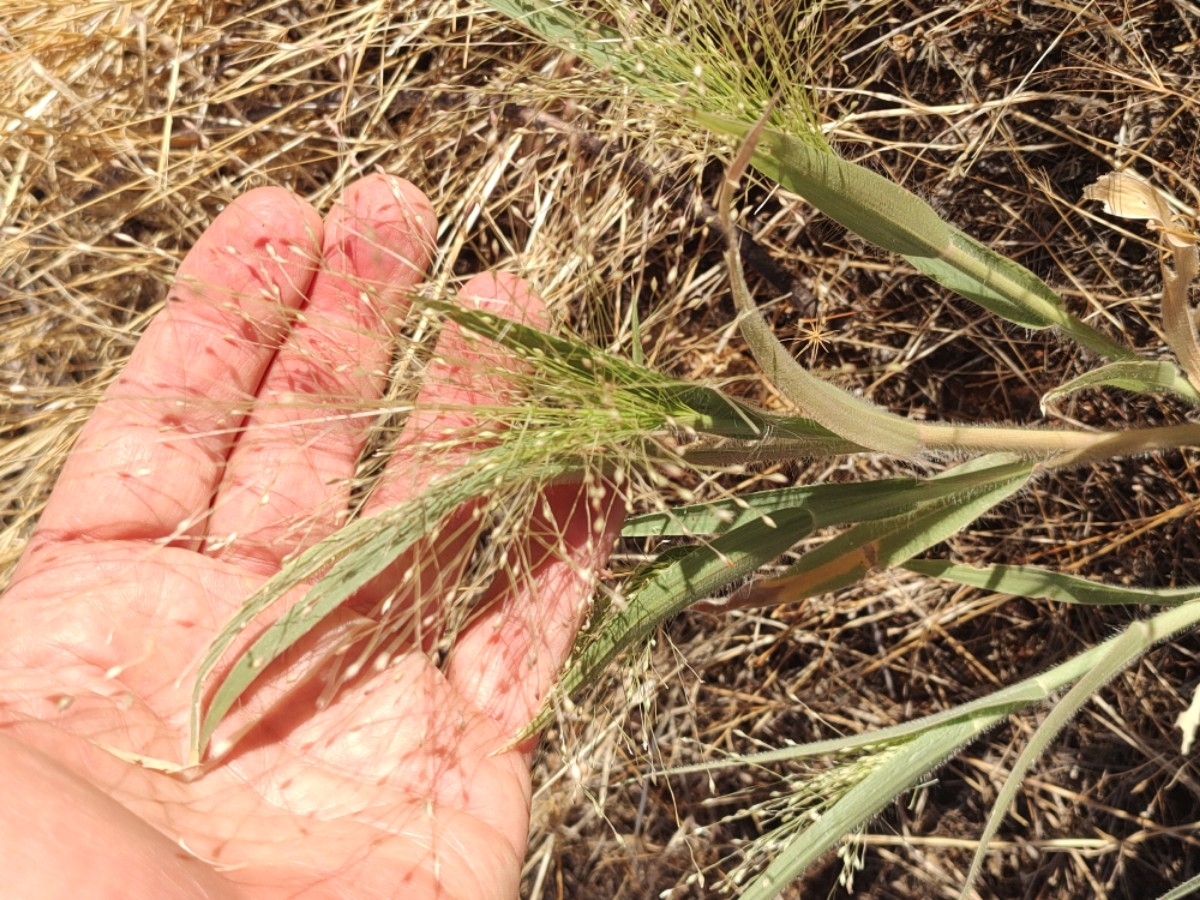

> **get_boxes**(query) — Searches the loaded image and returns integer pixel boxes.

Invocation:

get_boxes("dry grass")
[5,1,1200,897]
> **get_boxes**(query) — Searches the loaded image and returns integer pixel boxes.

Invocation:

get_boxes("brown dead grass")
[4,1,1200,897]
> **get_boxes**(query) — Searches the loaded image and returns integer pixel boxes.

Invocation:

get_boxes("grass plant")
[6,0,1200,896]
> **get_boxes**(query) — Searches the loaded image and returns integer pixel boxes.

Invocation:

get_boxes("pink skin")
[0,174,622,899]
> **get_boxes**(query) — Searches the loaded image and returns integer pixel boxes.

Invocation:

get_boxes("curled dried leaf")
[1084,171,1195,249]
[1086,170,1200,391]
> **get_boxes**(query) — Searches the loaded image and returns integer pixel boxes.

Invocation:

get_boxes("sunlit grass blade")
[519,506,815,739]
[1158,872,1200,900]
[738,454,1034,608]
[958,616,1156,899]
[905,559,1200,607]
[623,477,926,537]
[1041,359,1200,411]
[739,715,993,900]
[720,105,927,457]
[434,299,850,446]
[661,598,1200,776]
[625,460,1038,539]
[191,448,581,763]
[711,115,1133,361]
[481,0,624,70]
[654,599,1200,895]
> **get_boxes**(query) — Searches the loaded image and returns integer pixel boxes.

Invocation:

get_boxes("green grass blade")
[720,110,926,456]
[625,452,1053,539]
[660,705,1017,777]
[481,0,625,70]
[663,597,1200,779]
[703,111,950,260]
[1157,872,1200,900]
[939,232,1133,360]
[1041,359,1200,410]
[730,119,1131,360]
[741,455,1033,608]
[656,599,1200,894]
[739,715,994,900]
[192,451,579,762]
[959,617,1155,898]
[623,477,924,537]
[908,254,1058,330]
[905,559,1200,607]
[520,507,814,739]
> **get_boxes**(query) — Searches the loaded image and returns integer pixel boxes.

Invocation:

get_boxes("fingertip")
[174,187,324,303]
[341,172,437,229]
[219,185,324,260]
[458,272,548,328]
[323,174,438,288]
[233,184,323,230]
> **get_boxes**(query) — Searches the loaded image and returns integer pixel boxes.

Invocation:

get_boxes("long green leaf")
[662,597,1200,778]
[740,455,1033,608]
[191,450,580,762]
[740,715,993,900]
[623,477,924,537]
[718,107,927,456]
[959,618,1153,898]
[624,458,1039,539]
[1041,359,1200,409]
[657,598,1200,895]
[715,113,953,262]
[733,119,1131,360]
[905,559,1200,607]
[521,506,814,738]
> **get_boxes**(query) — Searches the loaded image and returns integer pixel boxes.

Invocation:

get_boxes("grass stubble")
[5,0,1200,896]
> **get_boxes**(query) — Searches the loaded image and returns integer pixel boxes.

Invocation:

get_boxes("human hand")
[0,174,620,899]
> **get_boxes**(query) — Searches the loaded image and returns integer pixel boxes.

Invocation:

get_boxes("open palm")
[0,175,618,899]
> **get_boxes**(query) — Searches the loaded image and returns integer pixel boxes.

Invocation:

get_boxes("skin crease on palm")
[0,173,623,899]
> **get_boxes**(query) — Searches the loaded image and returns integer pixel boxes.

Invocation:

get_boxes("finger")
[353,273,547,643]
[445,474,624,752]
[206,175,436,574]
[20,188,323,561]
